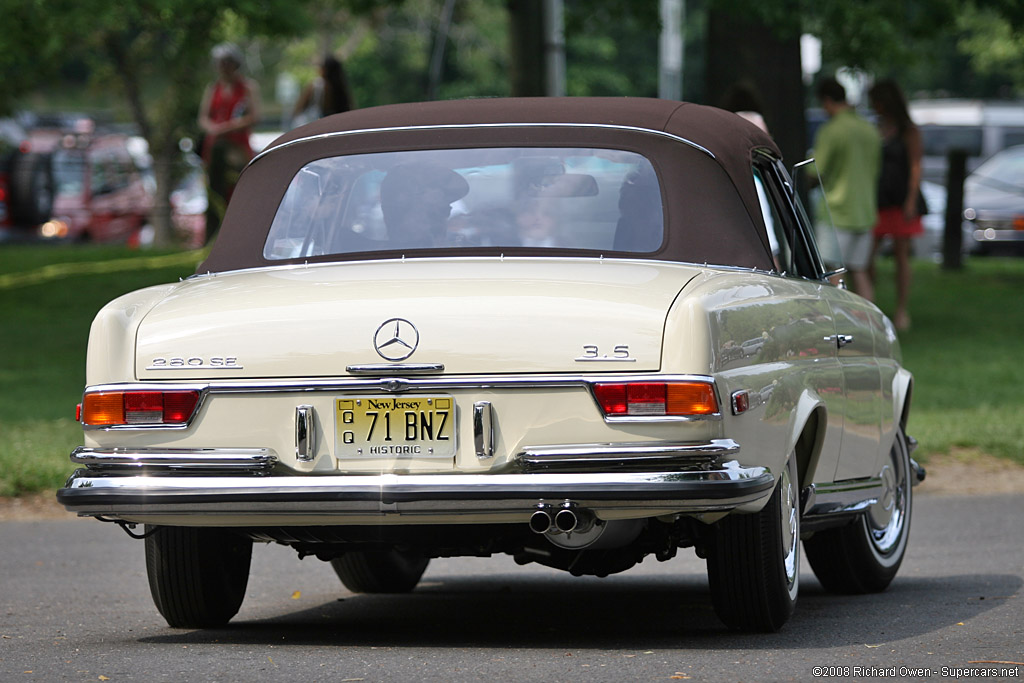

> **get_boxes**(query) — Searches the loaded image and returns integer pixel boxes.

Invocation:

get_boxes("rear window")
[263,147,663,259]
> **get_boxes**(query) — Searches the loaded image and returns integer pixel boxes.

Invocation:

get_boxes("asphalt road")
[1,492,1021,682]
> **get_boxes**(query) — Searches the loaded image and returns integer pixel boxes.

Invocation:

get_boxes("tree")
[0,0,308,246]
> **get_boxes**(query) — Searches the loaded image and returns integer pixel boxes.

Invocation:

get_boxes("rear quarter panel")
[666,270,845,485]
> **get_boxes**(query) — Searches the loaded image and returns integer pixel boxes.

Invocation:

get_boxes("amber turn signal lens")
[81,392,125,425]
[666,383,718,415]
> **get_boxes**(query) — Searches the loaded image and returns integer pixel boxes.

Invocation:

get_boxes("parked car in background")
[59,98,921,633]
[962,144,1024,255]
[38,129,154,243]
[0,117,54,240]
[909,179,978,261]
[910,99,1024,184]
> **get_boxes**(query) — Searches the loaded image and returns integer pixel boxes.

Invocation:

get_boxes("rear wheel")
[331,548,429,593]
[144,526,252,628]
[707,454,799,632]
[804,427,912,593]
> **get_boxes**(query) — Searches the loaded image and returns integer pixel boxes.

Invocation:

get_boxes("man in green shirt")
[813,77,881,300]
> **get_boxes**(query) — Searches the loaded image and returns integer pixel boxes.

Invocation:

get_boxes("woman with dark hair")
[293,55,353,126]
[869,79,923,331]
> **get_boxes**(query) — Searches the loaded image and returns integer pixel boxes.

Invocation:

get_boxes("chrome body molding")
[70,447,278,473]
[801,477,885,532]
[515,439,739,472]
[57,465,774,521]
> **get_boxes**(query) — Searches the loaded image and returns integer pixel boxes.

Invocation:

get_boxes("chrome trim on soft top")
[187,254,775,283]
[251,122,716,166]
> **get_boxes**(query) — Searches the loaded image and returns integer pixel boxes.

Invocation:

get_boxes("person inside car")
[379,162,469,248]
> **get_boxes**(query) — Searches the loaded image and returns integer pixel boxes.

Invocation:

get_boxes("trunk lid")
[134,258,700,379]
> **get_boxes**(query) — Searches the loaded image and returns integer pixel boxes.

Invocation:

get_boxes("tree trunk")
[507,0,546,97]
[704,8,806,167]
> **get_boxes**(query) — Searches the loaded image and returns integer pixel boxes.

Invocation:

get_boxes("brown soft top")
[200,97,781,274]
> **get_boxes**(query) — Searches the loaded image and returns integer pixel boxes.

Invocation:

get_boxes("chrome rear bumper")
[57,464,773,522]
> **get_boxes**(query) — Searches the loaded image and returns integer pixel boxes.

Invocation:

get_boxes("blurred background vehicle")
[0,116,55,241]
[910,99,1024,184]
[963,144,1024,255]
[30,122,154,243]
[911,179,975,262]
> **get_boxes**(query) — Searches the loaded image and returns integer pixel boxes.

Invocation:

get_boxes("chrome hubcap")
[866,440,907,555]
[780,465,798,587]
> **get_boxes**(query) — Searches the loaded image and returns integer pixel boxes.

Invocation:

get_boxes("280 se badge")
[147,356,243,369]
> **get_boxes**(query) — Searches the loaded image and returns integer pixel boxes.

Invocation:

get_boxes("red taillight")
[593,381,718,417]
[81,390,200,426]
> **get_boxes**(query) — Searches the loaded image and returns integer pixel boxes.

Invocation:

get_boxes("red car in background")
[43,130,154,242]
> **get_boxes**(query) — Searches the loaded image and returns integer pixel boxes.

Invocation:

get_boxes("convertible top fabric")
[199,97,781,274]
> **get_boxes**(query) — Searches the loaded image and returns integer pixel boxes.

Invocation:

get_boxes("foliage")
[708,0,1024,98]
[0,0,310,246]
[245,0,511,112]
[563,0,660,98]
[956,6,1024,95]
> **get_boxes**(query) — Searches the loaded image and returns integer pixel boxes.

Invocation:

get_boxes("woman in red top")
[198,43,261,243]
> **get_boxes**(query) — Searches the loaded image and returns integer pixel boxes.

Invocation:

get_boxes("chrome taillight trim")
[81,373,721,429]
[81,385,209,432]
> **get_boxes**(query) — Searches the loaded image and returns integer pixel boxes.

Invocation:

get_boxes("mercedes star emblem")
[373,318,420,361]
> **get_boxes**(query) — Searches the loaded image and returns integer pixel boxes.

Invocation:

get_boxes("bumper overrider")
[56,439,776,523]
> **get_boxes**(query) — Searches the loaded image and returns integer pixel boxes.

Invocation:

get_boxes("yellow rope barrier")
[0,248,209,290]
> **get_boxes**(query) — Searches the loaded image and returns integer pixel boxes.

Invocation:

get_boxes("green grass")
[872,256,1024,465]
[0,246,1021,497]
[0,244,204,496]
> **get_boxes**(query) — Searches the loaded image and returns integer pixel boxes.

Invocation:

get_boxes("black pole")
[942,148,967,270]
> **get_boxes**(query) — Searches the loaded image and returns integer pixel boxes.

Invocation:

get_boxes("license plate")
[336,396,456,458]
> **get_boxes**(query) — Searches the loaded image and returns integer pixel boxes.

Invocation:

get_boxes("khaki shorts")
[834,229,874,270]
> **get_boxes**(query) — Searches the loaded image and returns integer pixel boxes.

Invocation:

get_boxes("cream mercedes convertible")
[58,98,922,632]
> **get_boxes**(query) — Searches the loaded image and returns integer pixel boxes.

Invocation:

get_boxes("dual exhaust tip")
[529,502,594,535]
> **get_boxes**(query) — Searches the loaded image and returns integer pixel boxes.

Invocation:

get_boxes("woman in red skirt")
[869,79,923,332]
